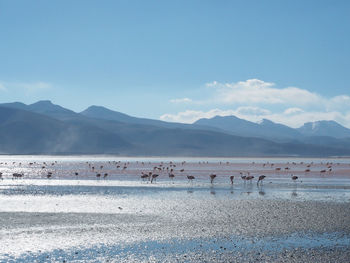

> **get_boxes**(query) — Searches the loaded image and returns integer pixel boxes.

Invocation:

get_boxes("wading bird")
[230,175,234,185]
[187,175,195,183]
[168,173,175,181]
[209,174,216,184]
[257,175,266,185]
[246,175,254,183]
[141,173,149,181]
[151,174,159,183]
[291,175,298,182]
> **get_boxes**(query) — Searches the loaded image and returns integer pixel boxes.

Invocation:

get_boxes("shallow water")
[0,156,350,262]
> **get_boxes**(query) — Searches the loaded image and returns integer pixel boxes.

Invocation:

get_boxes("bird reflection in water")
[291,189,298,197]
[242,181,253,195]
[259,190,266,196]
[210,186,216,195]
[258,185,266,196]
[229,185,234,195]
[241,190,253,195]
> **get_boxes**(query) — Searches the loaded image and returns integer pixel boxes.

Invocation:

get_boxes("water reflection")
[210,186,216,195]
[229,186,234,194]
[259,190,266,196]
[257,185,266,196]
[241,190,253,195]
[291,189,298,197]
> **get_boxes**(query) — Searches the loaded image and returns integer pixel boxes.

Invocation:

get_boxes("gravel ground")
[1,198,350,262]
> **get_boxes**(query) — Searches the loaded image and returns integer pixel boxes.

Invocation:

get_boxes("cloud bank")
[170,98,192,103]
[0,81,52,92]
[162,79,350,128]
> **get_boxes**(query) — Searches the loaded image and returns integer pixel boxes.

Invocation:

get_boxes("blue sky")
[0,0,350,127]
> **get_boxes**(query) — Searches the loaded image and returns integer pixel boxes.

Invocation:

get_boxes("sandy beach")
[0,156,350,262]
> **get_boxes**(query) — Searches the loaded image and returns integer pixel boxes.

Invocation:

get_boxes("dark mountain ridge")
[1,100,350,156]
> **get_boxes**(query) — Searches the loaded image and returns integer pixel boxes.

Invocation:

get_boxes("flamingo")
[12,173,23,179]
[209,174,216,184]
[168,173,175,181]
[246,175,254,183]
[187,175,195,183]
[104,173,108,179]
[291,175,298,181]
[151,174,159,183]
[141,173,149,181]
[230,175,234,185]
[148,172,153,181]
[257,175,266,185]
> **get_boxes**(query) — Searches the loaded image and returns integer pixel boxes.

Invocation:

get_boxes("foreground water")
[0,156,350,262]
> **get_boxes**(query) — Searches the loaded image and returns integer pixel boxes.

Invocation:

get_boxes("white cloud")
[327,95,350,111]
[16,81,52,91]
[0,81,52,92]
[170,97,192,103]
[235,106,271,116]
[160,107,271,124]
[160,109,236,123]
[160,107,350,128]
[284,107,304,115]
[265,111,350,128]
[160,79,350,128]
[207,79,323,106]
[0,83,6,91]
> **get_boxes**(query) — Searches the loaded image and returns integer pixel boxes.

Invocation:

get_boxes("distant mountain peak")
[195,115,244,123]
[259,118,274,125]
[28,100,74,113]
[80,105,134,122]
[31,100,53,105]
[84,105,113,112]
[311,122,319,130]
[194,115,301,140]
[298,120,350,138]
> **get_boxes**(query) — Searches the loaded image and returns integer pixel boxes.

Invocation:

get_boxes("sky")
[0,0,350,128]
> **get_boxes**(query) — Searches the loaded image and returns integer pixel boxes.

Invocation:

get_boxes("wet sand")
[0,156,350,262]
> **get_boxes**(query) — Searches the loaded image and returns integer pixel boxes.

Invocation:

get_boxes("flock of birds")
[0,160,340,186]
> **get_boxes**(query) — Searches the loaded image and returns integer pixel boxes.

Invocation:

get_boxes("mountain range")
[0,100,350,156]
